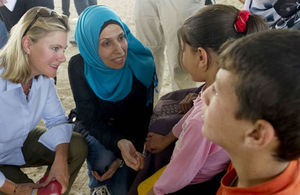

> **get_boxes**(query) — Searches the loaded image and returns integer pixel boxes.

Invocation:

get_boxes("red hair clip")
[234,10,251,33]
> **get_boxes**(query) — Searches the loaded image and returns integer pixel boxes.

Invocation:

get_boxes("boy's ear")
[244,119,276,148]
[22,35,32,55]
[196,47,209,71]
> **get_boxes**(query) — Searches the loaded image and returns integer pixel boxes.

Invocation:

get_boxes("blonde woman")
[0,7,87,195]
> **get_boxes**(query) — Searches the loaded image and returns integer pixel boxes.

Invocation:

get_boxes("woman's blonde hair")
[0,6,69,83]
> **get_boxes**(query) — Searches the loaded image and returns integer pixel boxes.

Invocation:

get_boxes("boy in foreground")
[202,29,300,194]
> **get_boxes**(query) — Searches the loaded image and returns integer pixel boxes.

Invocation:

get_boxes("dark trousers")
[0,127,88,195]
[62,0,97,17]
[62,0,71,17]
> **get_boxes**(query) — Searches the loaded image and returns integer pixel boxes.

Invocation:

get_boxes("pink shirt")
[154,90,230,195]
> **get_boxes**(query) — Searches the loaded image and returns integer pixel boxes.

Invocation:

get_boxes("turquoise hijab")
[75,5,156,102]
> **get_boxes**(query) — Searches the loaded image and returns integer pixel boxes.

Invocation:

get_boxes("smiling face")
[201,69,254,150]
[27,30,67,78]
[98,24,128,69]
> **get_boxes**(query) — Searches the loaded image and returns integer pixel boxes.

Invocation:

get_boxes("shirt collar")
[5,76,41,92]
[6,80,22,91]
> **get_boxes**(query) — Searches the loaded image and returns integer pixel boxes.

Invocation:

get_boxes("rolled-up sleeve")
[39,80,73,151]
[0,171,5,188]
[39,121,73,151]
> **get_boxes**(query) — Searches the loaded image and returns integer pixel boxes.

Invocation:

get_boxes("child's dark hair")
[219,29,300,161]
[177,4,268,66]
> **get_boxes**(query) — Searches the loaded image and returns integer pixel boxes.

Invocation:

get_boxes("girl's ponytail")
[178,5,269,55]
[234,10,251,33]
[234,10,269,35]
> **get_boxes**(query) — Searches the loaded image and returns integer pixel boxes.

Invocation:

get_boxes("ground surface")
[23,0,243,194]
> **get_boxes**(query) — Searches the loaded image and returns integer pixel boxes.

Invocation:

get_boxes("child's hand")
[178,93,198,114]
[146,132,171,153]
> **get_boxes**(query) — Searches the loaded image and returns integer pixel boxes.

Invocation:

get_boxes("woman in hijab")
[68,5,156,195]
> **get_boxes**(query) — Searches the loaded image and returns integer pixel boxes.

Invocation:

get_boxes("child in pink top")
[153,88,229,195]
[140,4,268,195]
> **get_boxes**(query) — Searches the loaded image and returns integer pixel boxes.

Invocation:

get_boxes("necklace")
[22,79,32,97]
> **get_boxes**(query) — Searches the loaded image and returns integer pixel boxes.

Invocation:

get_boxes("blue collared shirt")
[0,68,73,187]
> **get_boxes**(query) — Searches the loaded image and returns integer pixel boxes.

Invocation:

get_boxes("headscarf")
[75,5,156,102]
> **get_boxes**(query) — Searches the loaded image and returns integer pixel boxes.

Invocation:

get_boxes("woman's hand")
[146,132,177,154]
[117,139,144,171]
[91,158,122,182]
[40,143,70,194]
[178,93,198,114]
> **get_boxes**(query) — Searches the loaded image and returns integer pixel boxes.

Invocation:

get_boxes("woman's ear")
[22,35,32,55]
[196,47,209,71]
[244,119,276,149]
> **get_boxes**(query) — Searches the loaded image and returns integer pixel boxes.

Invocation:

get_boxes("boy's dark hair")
[177,4,268,66]
[219,30,300,161]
